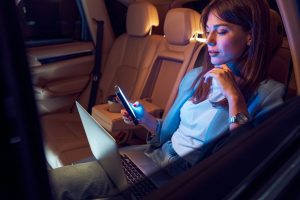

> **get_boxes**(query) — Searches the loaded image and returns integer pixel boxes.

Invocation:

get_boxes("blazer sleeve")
[248,79,285,122]
[146,67,203,146]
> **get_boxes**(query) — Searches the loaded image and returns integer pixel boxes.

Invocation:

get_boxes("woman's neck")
[226,62,241,76]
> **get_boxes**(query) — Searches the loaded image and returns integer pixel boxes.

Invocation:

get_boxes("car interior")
[2,0,300,199]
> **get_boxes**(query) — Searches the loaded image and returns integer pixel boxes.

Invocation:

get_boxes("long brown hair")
[192,0,271,104]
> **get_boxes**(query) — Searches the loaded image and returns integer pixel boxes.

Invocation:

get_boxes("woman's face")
[206,10,251,68]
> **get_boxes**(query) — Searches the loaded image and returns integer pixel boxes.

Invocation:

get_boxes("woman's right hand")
[121,109,135,125]
[120,101,146,125]
[120,101,158,133]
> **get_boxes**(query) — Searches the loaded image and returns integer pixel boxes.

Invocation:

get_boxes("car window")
[17,0,84,47]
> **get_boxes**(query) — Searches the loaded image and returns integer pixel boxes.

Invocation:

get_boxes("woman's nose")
[206,33,216,46]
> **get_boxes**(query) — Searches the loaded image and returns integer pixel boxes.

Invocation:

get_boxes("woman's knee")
[49,161,118,200]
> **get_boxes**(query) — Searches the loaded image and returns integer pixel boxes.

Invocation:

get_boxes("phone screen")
[114,85,139,125]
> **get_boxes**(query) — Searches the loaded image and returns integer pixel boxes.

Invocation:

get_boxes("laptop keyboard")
[120,154,157,199]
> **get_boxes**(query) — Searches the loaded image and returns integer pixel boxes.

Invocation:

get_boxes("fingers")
[214,64,230,70]
[204,64,234,82]
[121,109,131,120]
[121,101,145,125]
[132,101,139,107]
[123,116,135,125]
[204,68,221,83]
[121,109,134,125]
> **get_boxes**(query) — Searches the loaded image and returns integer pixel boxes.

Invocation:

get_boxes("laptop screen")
[76,101,128,192]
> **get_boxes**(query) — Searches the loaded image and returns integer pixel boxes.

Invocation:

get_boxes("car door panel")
[28,41,94,115]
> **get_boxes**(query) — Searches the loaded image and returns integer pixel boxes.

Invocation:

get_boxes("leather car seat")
[42,1,162,169]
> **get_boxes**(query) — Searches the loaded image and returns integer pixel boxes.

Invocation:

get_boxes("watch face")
[236,112,249,124]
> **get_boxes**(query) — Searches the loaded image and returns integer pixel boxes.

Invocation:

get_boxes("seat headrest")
[126,1,159,37]
[164,8,201,45]
[268,9,284,53]
[267,9,289,85]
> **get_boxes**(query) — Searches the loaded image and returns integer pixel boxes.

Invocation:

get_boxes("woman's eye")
[217,30,228,35]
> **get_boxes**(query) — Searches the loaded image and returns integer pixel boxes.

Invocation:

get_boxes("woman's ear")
[247,32,252,46]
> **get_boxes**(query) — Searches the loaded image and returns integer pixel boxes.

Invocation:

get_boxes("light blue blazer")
[149,67,285,149]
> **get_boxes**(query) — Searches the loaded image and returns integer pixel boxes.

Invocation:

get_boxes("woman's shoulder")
[178,67,203,91]
[248,79,285,119]
[258,79,285,94]
[186,67,203,77]
[253,79,285,102]
[180,67,203,86]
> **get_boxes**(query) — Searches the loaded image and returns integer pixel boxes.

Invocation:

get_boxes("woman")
[122,0,283,173]
[50,0,284,199]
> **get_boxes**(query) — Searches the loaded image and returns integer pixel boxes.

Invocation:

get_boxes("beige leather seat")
[92,1,162,104]
[267,9,295,98]
[92,8,203,134]
[42,1,162,169]
[140,8,204,117]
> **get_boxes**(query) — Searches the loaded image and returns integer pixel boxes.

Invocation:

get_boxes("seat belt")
[88,19,104,114]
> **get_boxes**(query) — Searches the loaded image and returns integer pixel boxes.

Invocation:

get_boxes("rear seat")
[267,9,295,99]
[90,1,162,104]
[92,8,204,134]
[42,1,162,169]
[140,8,204,117]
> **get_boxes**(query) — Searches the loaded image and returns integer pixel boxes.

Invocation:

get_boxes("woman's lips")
[209,51,219,57]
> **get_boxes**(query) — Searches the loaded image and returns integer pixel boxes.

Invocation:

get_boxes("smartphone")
[114,85,139,125]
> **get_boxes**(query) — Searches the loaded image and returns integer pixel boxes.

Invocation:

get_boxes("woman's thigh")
[146,141,191,177]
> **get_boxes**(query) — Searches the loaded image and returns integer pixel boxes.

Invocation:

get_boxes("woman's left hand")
[204,64,249,130]
[203,64,241,102]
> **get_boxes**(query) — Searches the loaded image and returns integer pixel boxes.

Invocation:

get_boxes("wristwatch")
[229,112,249,124]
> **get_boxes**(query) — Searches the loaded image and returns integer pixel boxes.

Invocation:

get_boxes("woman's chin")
[210,58,231,66]
[210,60,223,66]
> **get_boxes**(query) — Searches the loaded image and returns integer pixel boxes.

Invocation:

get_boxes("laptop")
[75,101,172,199]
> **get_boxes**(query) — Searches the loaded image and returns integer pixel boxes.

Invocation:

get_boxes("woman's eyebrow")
[206,23,230,29]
